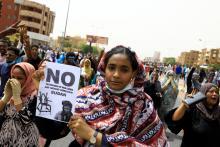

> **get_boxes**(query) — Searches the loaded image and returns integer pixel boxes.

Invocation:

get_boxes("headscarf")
[81,59,93,79]
[10,62,36,102]
[196,83,220,121]
[192,72,201,90]
[74,48,167,146]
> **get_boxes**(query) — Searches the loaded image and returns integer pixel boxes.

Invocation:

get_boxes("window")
[44,21,46,26]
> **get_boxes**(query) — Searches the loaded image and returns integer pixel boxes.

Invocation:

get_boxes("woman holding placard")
[67,45,168,146]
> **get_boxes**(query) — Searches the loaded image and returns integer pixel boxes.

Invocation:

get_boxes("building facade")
[177,50,200,66]
[0,0,55,45]
[178,48,220,66]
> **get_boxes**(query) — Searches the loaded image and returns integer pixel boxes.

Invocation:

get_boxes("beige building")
[0,0,55,45]
[208,48,220,64]
[177,50,200,66]
[197,48,210,65]
[18,0,54,35]
[178,48,220,66]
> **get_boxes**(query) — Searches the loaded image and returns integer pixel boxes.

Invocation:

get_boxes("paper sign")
[36,62,81,123]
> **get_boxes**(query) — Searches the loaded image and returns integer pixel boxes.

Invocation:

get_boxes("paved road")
[50,79,186,147]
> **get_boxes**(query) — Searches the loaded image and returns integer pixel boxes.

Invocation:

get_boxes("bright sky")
[32,0,220,59]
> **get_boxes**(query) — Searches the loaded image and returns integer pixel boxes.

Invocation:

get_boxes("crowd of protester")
[0,25,219,147]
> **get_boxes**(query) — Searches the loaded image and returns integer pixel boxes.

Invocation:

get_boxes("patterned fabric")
[0,93,39,146]
[0,62,39,146]
[73,52,168,146]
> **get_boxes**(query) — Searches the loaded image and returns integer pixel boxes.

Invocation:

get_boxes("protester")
[144,70,162,110]
[64,52,79,66]
[0,40,7,69]
[80,58,94,86]
[0,62,39,146]
[67,45,168,146]
[165,83,220,147]
[28,45,42,69]
[0,47,20,97]
[186,66,201,95]
[158,70,178,124]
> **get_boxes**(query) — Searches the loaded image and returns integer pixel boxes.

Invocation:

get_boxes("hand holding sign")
[36,62,81,122]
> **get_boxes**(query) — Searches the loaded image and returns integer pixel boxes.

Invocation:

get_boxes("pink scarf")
[10,62,36,103]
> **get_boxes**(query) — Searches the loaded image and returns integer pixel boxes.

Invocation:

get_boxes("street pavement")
[50,78,186,147]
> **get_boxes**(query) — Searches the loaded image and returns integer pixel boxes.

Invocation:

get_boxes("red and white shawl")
[73,52,168,146]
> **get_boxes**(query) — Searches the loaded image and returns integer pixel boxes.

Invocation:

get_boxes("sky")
[32,0,220,59]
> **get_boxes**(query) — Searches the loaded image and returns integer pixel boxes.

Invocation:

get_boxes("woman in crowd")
[144,70,162,110]
[158,70,178,124]
[80,58,94,87]
[0,62,39,146]
[67,45,168,146]
[187,66,201,95]
[165,83,220,147]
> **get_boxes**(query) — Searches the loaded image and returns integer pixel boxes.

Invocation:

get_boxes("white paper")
[36,62,81,123]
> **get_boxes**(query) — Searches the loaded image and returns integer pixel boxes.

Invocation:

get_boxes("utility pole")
[61,0,70,51]
[64,0,70,38]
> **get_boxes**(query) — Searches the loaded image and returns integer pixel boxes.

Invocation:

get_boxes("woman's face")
[11,67,27,87]
[105,53,135,90]
[206,87,219,106]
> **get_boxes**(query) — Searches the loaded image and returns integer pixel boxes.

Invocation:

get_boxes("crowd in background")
[0,26,219,147]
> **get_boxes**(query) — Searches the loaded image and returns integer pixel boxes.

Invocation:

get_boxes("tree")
[208,64,220,70]
[80,44,100,55]
[163,57,176,65]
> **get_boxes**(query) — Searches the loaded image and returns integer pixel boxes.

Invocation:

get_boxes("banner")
[36,62,81,123]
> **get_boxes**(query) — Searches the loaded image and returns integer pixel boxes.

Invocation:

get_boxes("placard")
[36,62,81,123]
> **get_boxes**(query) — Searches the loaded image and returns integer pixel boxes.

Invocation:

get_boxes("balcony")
[20,10,42,20]
[20,20,41,30]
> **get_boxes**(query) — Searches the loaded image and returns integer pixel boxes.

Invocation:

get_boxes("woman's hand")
[32,70,45,90]
[10,79,22,105]
[1,80,13,104]
[68,114,95,141]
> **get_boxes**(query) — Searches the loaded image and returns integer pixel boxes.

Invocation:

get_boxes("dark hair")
[66,52,76,59]
[31,44,39,49]
[7,47,20,56]
[104,45,138,71]
[62,100,72,108]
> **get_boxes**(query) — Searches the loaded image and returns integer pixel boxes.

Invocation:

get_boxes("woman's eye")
[107,65,115,71]
[121,68,129,73]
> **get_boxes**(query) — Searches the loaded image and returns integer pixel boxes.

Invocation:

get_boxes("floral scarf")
[73,52,168,146]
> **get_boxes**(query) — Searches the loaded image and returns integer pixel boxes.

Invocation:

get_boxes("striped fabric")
[73,52,168,146]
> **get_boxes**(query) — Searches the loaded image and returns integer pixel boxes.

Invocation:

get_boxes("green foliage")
[80,44,100,55]
[163,57,176,65]
[208,64,220,70]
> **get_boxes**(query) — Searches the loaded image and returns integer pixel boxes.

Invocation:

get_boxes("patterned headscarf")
[10,62,36,103]
[73,46,168,146]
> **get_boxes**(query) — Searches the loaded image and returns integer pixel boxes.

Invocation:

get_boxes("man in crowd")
[0,47,20,97]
